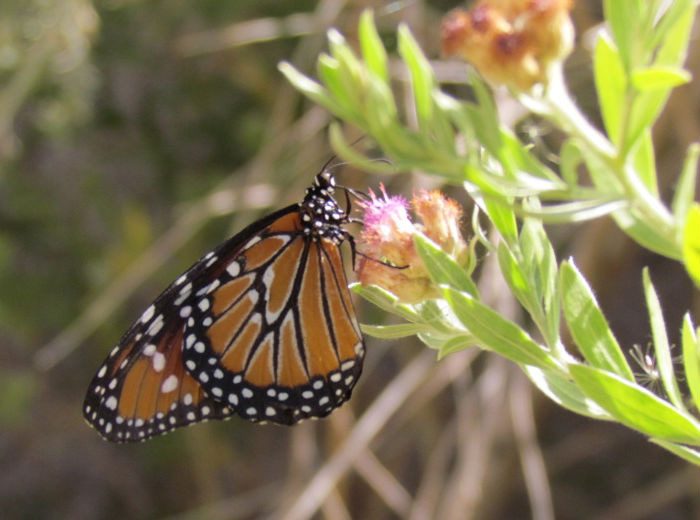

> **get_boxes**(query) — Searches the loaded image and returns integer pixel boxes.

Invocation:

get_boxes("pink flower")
[357,186,468,303]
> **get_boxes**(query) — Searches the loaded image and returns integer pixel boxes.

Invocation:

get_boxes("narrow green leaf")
[672,144,699,227]
[631,65,691,90]
[481,195,518,246]
[469,73,502,156]
[358,10,388,82]
[681,314,700,414]
[610,208,682,260]
[413,232,479,297]
[570,364,700,445]
[521,214,560,345]
[497,242,542,322]
[560,139,583,185]
[317,54,360,120]
[560,261,635,380]
[683,204,700,288]
[521,198,626,223]
[593,33,626,144]
[642,269,686,411]
[416,300,462,335]
[351,283,421,323]
[632,130,658,196]
[603,0,639,71]
[361,322,432,339]
[654,3,696,66]
[651,439,700,467]
[524,366,612,420]
[397,24,434,130]
[442,287,558,370]
[625,88,673,153]
[278,61,345,117]
[499,128,560,182]
[438,335,476,360]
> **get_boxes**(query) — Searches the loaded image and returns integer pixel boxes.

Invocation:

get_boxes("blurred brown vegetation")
[0,1,698,519]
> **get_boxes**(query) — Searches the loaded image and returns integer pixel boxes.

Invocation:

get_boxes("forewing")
[182,221,365,425]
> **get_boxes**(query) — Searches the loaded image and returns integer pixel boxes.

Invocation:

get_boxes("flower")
[441,0,574,91]
[357,186,468,303]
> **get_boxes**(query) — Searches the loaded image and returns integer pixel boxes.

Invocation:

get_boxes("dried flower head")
[442,0,574,91]
[357,186,468,303]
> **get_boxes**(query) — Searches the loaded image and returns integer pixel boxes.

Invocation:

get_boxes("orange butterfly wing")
[182,211,364,425]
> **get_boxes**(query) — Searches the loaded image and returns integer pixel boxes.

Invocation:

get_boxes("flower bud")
[442,0,574,91]
[357,186,468,303]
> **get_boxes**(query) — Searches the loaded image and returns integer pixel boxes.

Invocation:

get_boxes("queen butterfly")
[83,170,364,442]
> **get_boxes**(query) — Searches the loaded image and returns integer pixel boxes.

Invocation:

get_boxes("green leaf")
[625,88,673,153]
[278,61,344,117]
[560,261,635,380]
[651,439,700,467]
[361,322,432,339]
[681,315,700,414]
[499,128,560,182]
[358,10,388,82]
[442,287,558,370]
[570,364,700,445]
[593,33,626,144]
[630,65,691,90]
[671,144,699,227]
[480,195,518,246]
[632,130,658,196]
[524,366,612,420]
[415,299,462,334]
[469,73,502,156]
[560,139,583,185]
[413,232,479,297]
[642,269,686,411]
[654,3,696,66]
[438,335,476,360]
[520,213,560,345]
[351,283,421,323]
[521,198,626,223]
[683,204,700,288]
[497,242,542,322]
[610,208,682,260]
[397,24,434,132]
[603,0,642,71]
[316,54,361,121]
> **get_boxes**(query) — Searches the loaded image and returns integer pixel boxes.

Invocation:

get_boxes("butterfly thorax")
[300,171,348,245]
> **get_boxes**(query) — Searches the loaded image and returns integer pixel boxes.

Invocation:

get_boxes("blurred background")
[1,1,698,519]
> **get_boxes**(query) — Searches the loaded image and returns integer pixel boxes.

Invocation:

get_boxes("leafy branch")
[281,3,700,465]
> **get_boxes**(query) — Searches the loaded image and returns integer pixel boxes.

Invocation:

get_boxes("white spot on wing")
[140,304,155,323]
[226,261,241,277]
[152,352,166,372]
[161,375,179,393]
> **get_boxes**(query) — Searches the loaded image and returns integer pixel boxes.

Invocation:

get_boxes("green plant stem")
[523,65,680,259]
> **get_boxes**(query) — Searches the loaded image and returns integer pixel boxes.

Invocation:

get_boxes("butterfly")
[83,170,365,442]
